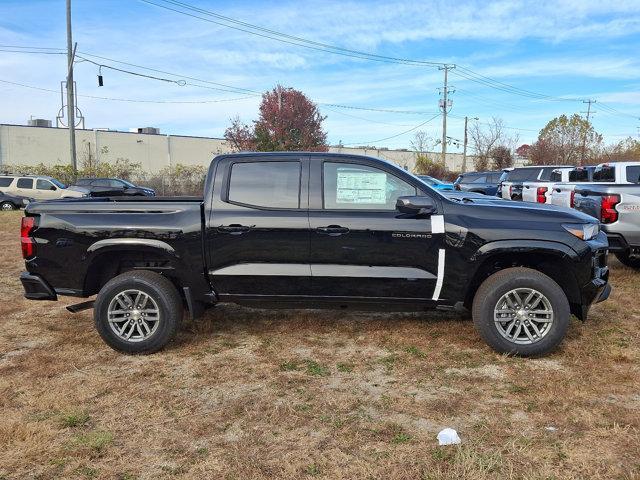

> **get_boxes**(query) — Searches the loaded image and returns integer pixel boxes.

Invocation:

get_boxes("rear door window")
[228,161,301,209]
[471,175,487,183]
[626,166,640,184]
[16,178,33,189]
[0,177,13,187]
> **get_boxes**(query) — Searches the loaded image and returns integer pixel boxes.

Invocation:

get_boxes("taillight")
[21,216,36,259]
[570,190,575,208]
[601,194,620,224]
[536,186,548,203]
[509,185,512,197]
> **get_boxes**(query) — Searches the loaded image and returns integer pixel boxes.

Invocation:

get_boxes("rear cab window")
[506,168,540,182]
[593,166,615,182]
[323,162,416,210]
[228,161,301,209]
[569,168,590,182]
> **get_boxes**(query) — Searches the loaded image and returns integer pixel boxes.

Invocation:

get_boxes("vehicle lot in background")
[574,183,640,268]
[415,174,453,190]
[0,175,88,200]
[549,166,596,209]
[522,167,574,204]
[501,165,569,201]
[0,190,30,210]
[453,171,502,196]
[74,178,156,197]
[0,210,637,479]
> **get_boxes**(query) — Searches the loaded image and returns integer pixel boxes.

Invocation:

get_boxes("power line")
[136,0,445,67]
[322,106,415,127]
[342,113,441,146]
[0,78,258,104]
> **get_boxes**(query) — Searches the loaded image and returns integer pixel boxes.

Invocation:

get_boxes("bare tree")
[469,118,519,170]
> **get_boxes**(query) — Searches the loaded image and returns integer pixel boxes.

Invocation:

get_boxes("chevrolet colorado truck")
[20,153,610,356]
[549,166,596,209]
[573,183,640,268]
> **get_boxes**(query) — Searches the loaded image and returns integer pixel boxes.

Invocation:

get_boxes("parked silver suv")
[0,175,89,200]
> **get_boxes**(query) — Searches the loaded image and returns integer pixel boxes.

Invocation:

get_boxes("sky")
[1,0,640,152]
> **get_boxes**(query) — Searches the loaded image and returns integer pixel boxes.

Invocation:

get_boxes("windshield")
[416,175,444,185]
[50,178,67,189]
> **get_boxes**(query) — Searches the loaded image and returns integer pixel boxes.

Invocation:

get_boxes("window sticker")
[336,169,387,204]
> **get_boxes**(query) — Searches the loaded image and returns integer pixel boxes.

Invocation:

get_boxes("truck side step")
[66,300,95,313]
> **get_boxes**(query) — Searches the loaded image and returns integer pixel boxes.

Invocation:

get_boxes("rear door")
[14,178,34,198]
[206,156,311,297]
[308,157,444,301]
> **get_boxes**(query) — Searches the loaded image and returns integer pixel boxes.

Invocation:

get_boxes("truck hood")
[455,197,598,224]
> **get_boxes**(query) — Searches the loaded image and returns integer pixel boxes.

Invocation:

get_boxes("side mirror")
[396,196,436,215]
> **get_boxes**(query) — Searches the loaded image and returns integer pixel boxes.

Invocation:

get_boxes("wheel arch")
[83,240,180,297]
[464,241,583,318]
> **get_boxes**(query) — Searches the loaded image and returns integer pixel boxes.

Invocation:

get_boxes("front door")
[206,156,311,298]
[35,179,58,200]
[309,159,444,301]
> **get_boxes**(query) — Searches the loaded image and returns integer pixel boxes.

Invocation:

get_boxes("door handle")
[217,224,252,234]
[316,225,350,236]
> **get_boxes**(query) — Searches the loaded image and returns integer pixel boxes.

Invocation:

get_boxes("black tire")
[94,270,183,354]
[472,267,570,357]
[0,201,16,211]
[614,250,640,269]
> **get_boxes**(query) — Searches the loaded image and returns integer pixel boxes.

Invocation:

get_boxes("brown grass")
[0,210,638,479]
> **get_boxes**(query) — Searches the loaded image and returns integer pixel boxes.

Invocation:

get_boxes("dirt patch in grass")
[0,210,639,479]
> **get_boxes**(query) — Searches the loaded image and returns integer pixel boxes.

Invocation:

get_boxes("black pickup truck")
[20,153,610,356]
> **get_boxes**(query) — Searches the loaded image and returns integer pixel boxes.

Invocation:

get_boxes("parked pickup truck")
[549,166,596,209]
[522,167,574,204]
[573,183,640,268]
[500,165,569,201]
[20,153,610,356]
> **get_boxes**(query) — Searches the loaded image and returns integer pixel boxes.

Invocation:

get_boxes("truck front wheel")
[472,267,570,357]
[94,270,183,354]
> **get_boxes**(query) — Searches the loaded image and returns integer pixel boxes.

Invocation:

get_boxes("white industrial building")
[0,122,476,173]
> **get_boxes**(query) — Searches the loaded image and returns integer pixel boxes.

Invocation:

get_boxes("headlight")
[562,223,599,241]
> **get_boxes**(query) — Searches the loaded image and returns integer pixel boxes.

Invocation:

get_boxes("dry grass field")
[0,210,639,479]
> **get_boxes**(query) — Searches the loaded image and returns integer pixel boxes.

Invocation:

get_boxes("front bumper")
[577,247,610,319]
[20,272,57,300]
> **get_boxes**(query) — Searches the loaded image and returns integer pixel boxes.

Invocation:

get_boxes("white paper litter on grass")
[437,428,461,445]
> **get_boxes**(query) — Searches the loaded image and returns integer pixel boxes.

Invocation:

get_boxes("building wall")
[0,124,478,173]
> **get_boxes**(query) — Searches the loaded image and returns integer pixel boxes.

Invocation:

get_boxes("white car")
[0,175,89,200]
[521,167,574,203]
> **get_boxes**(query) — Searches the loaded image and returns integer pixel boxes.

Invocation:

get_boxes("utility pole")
[462,116,478,173]
[580,99,596,166]
[438,65,455,166]
[66,0,77,176]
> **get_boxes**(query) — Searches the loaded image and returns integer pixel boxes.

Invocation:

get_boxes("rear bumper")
[20,272,57,301]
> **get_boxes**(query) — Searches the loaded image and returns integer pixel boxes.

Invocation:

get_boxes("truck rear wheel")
[472,267,570,357]
[614,250,640,269]
[94,270,182,354]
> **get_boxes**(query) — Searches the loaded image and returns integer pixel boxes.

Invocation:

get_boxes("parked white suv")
[0,175,89,200]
